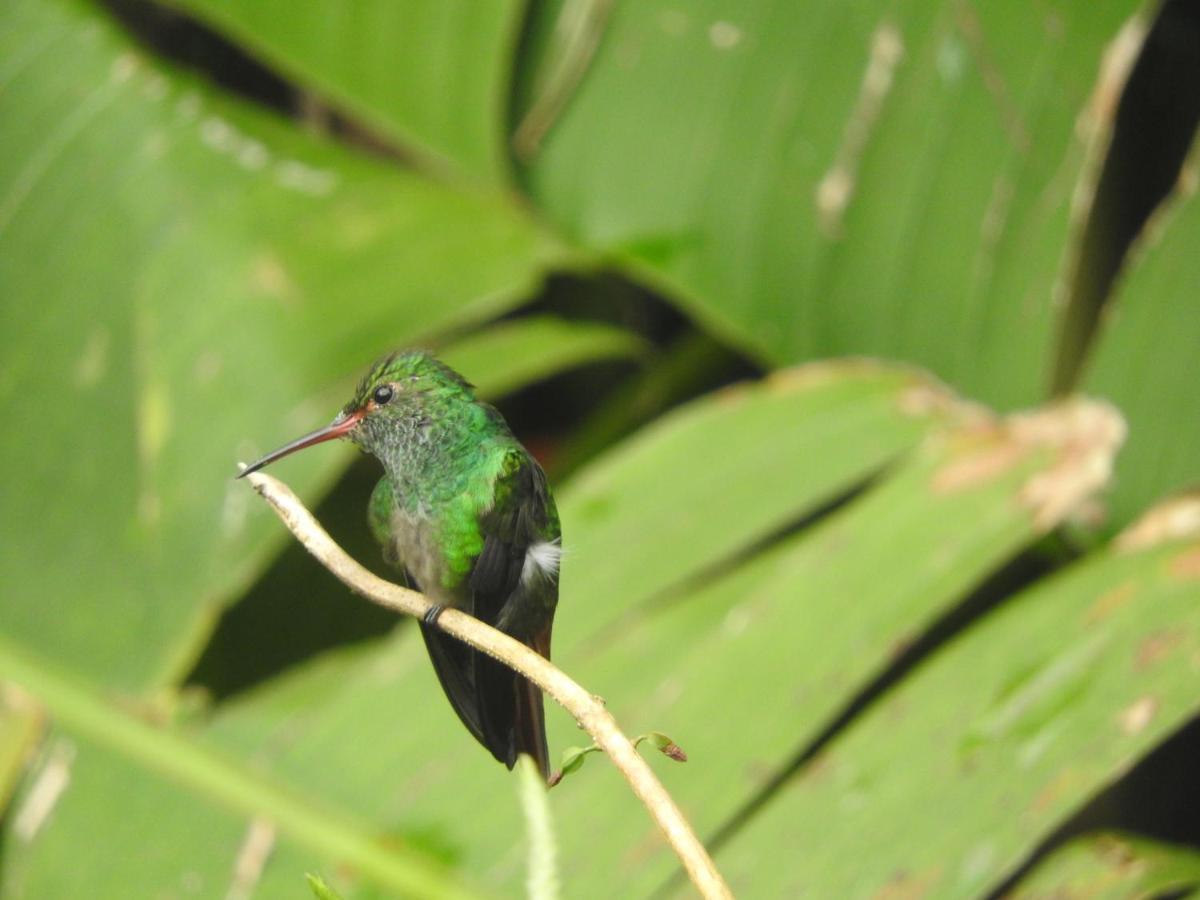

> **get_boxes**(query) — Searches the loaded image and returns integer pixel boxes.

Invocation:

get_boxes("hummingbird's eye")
[373,384,395,405]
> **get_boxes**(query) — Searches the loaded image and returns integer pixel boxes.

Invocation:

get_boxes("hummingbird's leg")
[423,604,447,627]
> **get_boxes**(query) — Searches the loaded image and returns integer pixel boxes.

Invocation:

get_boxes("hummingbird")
[239,350,560,779]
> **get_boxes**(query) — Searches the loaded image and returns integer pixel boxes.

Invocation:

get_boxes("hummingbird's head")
[342,350,474,456]
[237,350,474,478]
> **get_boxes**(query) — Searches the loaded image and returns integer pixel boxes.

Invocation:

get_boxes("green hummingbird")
[239,350,560,779]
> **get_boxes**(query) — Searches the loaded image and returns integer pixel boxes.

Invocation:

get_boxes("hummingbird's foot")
[423,604,447,627]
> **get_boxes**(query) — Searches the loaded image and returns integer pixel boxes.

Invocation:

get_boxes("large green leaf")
[542,397,1126,894]
[522,0,1139,409]
[715,518,1200,897]
[0,635,474,900]
[1080,164,1200,528]
[3,734,252,900]
[555,361,958,651]
[166,0,524,184]
[0,0,565,693]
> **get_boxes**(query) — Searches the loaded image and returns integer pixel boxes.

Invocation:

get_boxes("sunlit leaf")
[522,0,1137,409]
[716,523,1200,897]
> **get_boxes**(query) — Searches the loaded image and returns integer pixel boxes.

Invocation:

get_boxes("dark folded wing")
[468,447,560,777]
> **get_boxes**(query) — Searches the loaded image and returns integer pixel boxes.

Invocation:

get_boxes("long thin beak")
[237,408,364,478]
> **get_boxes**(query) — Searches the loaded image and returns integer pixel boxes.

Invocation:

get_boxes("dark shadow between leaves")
[1052,0,1200,393]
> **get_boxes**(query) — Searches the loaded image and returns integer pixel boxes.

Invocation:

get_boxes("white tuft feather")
[521,540,562,586]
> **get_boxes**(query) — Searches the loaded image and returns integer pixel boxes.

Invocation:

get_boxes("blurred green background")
[2,0,1199,897]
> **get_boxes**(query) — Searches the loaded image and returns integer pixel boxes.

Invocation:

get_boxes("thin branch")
[243,471,734,900]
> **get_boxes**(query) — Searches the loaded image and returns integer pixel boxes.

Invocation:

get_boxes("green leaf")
[1010,833,1200,900]
[0,636,476,900]
[3,732,250,900]
[542,397,1123,893]
[169,0,525,183]
[714,524,1200,897]
[0,0,563,692]
[1080,161,1200,528]
[629,732,688,764]
[556,361,957,653]
[206,630,532,883]
[556,744,599,779]
[522,0,1137,409]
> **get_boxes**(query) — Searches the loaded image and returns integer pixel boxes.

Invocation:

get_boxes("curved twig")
[243,471,733,900]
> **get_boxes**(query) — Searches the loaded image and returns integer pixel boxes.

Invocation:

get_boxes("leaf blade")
[522,0,1135,408]
[0,0,564,692]
[168,0,524,183]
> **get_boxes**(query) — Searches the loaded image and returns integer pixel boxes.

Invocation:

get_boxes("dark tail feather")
[475,658,550,780]
[419,622,486,745]
[477,624,552,781]
[515,623,553,781]
[514,670,550,780]
[422,619,552,781]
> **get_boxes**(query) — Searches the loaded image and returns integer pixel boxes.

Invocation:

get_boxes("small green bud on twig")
[551,732,688,786]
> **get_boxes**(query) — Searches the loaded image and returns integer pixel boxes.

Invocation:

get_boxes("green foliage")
[0,634,475,899]
[1012,834,1200,899]
[554,743,602,781]
[719,527,1200,896]
[1081,170,1200,528]
[439,315,649,402]
[2,0,1198,897]
[521,0,1128,410]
